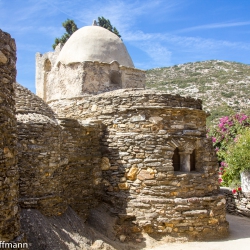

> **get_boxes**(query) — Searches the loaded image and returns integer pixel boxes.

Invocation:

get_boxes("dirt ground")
[21,207,250,250]
[143,214,250,250]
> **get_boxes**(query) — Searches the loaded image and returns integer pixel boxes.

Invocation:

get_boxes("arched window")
[172,148,180,171]
[190,149,196,171]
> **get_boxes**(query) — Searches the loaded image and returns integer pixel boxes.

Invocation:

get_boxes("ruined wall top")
[15,82,57,121]
[49,88,203,111]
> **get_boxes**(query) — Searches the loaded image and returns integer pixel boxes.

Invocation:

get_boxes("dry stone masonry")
[221,187,250,217]
[15,83,102,220]
[0,25,230,244]
[0,29,20,241]
[49,89,229,240]
[58,118,102,220]
[15,82,66,216]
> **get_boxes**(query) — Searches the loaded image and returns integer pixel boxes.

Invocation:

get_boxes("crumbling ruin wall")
[15,83,102,219]
[15,83,67,216]
[0,30,20,241]
[49,89,229,240]
[35,44,62,101]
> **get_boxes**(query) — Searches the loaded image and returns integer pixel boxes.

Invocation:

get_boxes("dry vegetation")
[146,60,250,125]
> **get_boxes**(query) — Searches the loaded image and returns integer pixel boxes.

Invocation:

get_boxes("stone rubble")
[221,187,250,217]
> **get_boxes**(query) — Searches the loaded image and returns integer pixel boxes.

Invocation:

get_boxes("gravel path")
[21,208,250,250]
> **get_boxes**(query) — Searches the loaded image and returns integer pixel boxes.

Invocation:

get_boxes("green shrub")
[206,103,234,126]
[224,128,250,187]
[221,91,234,98]
[208,113,250,189]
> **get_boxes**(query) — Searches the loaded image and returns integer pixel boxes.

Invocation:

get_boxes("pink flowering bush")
[224,128,250,189]
[208,113,249,189]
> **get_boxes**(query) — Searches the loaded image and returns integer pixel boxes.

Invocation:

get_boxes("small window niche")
[172,148,180,171]
[172,148,196,172]
[110,70,121,85]
[44,59,51,72]
[190,149,196,171]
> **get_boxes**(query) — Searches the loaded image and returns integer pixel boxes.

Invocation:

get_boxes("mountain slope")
[146,60,250,123]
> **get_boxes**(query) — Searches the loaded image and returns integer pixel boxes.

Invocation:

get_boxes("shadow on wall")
[80,96,229,242]
[58,118,103,220]
[15,82,67,216]
[87,125,147,247]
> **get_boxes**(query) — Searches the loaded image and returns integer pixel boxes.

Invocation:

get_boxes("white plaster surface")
[241,171,250,193]
[56,26,134,67]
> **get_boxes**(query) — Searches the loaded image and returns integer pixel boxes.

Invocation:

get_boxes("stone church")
[0,24,228,245]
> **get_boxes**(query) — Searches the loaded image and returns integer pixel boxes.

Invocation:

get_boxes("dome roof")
[56,26,134,68]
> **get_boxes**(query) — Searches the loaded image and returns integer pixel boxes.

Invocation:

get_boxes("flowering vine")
[208,113,250,192]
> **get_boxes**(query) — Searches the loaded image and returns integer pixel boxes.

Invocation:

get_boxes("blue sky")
[1,0,250,93]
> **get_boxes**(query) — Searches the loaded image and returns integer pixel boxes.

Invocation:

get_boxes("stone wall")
[15,83,102,219]
[37,58,145,101]
[49,89,228,240]
[59,118,102,220]
[48,88,203,119]
[221,187,250,217]
[15,83,67,216]
[0,30,20,241]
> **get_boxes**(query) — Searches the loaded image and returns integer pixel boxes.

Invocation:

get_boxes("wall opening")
[172,148,180,171]
[190,149,196,171]
[110,71,121,85]
[44,59,51,72]
[43,59,51,101]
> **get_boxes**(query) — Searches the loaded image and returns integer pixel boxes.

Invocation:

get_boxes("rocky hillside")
[146,60,250,124]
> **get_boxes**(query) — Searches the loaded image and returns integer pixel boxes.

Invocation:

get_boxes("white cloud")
[124,28,250,69]
[177,21,250,33]
[126,28,250,50]
[0,0,60,36]
[12,0,53,22]
[43,0,184,33]
[139,42,172,66]
[38,26,65,38]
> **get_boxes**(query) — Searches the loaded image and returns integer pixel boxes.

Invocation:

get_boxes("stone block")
[137,170,155,181]
[118,182,130,190]
[101,157,110,170]
[0,50,7,64]
[149,116,163,124]
[126,165,138,181]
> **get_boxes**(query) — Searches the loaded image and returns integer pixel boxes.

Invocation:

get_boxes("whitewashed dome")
[56,26,134,68]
